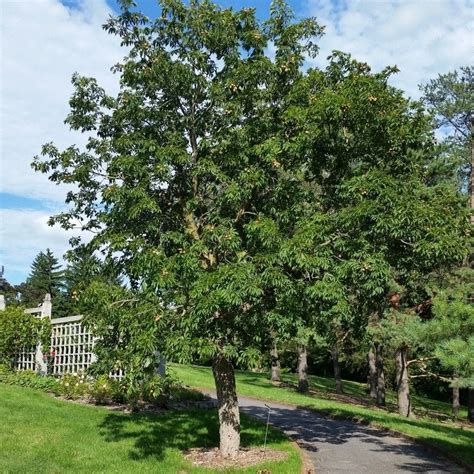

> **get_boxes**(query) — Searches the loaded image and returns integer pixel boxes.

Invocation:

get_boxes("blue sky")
[1,0,473,285]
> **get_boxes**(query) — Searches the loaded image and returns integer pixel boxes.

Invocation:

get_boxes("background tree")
[64,246,122,312]
[18,249,67,315]
[420,66,473,203]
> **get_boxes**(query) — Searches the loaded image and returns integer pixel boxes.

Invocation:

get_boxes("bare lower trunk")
[212,353,240,457]
[469,388,474,423]
[331,341,343,394]
[368,347,378,399]
[452,385,460,419]
[271,343,281,382]
[297,345,309,393]
[375,343,386,406]
[395,346,412,417]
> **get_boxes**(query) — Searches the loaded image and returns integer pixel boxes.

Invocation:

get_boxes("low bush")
[88,374,124,404]
[58,373,90,399]
[0,365,202,408]
[0,364,60,394]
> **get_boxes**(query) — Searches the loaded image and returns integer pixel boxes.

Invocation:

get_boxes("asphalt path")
[203,391,467,473]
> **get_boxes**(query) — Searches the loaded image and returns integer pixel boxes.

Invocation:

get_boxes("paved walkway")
[204,392,467,473]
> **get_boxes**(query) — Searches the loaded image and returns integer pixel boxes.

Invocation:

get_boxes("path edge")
[195,387,473,473]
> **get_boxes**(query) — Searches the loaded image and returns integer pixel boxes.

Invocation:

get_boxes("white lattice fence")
[15,299,51,373]
[3,294,163,379]
[50,315,97,376]
[16,346,37,371]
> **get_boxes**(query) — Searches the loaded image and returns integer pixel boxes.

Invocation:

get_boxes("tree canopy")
[32,0,472,453]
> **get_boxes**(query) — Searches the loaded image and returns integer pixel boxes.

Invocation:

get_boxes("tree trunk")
[395,346,412,417]
[368,347,378,399]
[212,353,240,457]
[297,345,309,393]
[468,388,474,423]
[469,117,474,224]
[270,342,281,382]
[375,343,386,406]
[452,384,460,419]
[331,341,343,394]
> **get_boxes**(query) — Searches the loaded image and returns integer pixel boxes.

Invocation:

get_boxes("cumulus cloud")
[0,208,86,284]
[1,0,122,202]
[306,0,473,98]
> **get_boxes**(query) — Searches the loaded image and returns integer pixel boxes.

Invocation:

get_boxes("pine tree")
[21,249,65,307]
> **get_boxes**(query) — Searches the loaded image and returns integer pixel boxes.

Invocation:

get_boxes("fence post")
[155,351,166,377]
[0,295,5,311]
[35,294,51,375]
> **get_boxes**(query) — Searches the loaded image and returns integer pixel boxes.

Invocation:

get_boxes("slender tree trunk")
[270,342,281,382]
[368,347,378,399]
[297,345,309,393]
[375,343,386,406]
[452,384,460,419]
[395,346,412,417]
[212,353,240,457]
[331,341,343,394]
[469,118,474,224]
[468,388,474,423]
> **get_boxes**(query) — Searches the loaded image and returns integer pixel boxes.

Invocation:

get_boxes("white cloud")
[0,0,122,202]
[0,208,87,284]
[306,0,473,98]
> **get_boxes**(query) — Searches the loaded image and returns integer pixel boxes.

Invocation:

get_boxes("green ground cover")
[0,384,301,473]
[172,364,474,467]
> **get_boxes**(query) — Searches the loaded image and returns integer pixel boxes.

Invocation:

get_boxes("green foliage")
[0,365,60,393]
[88,374,122,404]
[420,66,474,188]
[31,0,471,435]
[64,246,122,313]
[426,268,474,387]
[0,306,49,368]
[23,249,64,304]
[58,372,90,399]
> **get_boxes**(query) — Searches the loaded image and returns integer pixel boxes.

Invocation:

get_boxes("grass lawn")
[172,364,474,467]
[0,383,301,473]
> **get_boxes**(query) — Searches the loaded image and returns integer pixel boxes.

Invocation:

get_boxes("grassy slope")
[0,384,301,473]
[172,364,474,467]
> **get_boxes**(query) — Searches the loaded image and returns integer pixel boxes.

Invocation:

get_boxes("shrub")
[88,374,120,404]
[58,373,89,399]
[0,364,60,393]
[0,307,50,368]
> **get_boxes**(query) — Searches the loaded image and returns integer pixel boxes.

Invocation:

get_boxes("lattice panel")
[16,346,36,371]
[50,319,95,376]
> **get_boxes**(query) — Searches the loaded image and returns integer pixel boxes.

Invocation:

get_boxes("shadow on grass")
[98,408,289,463]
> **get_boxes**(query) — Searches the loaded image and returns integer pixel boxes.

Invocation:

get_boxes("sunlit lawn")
[0,384,301,473]
[173,364,474,467]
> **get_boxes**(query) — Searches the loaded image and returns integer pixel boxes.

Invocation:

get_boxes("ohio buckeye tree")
[33,0,322,456]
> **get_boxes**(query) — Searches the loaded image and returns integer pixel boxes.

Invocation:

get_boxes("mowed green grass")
[0,384,301,473]
[172,364,474,467]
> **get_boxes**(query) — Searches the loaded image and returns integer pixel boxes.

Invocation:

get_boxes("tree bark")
[395,346,412,417]
[212,353,240,456]
[270,342,281,382]
[331,341,343,394]
[297,345,309,393]
[452,385,460,419]
[375,343,386,406]
[468,388,474,423]
[368,347,378,399]
[469,117,474,224]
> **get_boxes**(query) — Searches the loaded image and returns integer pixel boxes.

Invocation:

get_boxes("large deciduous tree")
[33,0,322,456]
